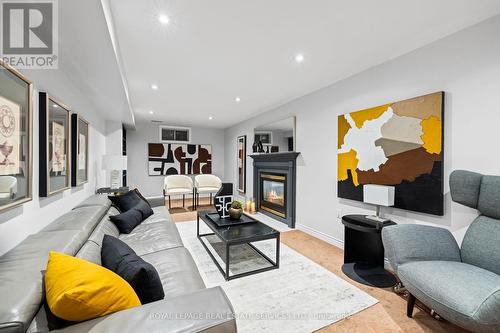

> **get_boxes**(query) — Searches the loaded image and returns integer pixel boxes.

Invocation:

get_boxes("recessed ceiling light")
[295,53,305,63]
[158,14,169,25]
[151,84,159,90]
[53,104,58,108]
[149,110,154,114]
[208,116,214,120]
[235,97,241,103]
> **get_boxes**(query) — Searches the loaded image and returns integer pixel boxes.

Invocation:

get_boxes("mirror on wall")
[253,116,295,153]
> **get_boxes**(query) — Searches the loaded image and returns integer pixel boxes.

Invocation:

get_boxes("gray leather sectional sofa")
[0,195,236,333]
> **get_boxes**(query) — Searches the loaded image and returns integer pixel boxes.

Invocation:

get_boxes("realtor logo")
[1,0,58,69]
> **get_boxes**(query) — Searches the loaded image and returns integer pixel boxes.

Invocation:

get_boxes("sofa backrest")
[450,170,500,275]
[0,195,111,333]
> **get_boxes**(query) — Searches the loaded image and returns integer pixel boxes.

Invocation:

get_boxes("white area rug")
[176,221,378,332]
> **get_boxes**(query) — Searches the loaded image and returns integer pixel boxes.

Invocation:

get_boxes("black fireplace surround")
[250,152,299,228]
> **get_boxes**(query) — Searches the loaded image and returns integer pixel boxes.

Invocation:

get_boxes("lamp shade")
[102,155,127,171]
[363,184,395,207]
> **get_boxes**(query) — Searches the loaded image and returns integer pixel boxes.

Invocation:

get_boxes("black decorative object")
[39,93,71,197]
[252,140,258,153]
[257,141,264,153]
[214,182,233,218]
[341,214,397,288]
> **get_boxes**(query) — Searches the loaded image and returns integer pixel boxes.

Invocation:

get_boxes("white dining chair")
[194,174,222,208]
[163,175,194,210]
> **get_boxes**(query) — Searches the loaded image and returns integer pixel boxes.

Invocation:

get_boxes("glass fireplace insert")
[260,172,287,218]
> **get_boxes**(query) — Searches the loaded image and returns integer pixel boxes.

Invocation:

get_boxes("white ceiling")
[57,0,134,125]
[74,1,500,129]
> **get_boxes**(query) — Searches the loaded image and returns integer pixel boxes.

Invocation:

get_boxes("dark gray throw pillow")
[109,208,143,234]
[134,199,154,220]
[109,200,153,234]
[101,235,165,304]
[108,190,142,212]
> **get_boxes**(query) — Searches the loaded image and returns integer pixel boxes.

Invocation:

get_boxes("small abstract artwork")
[214,183,233,218]
[0,95,20,175]
[337,92,444,215]
[51,121,65,172]
[148,143,212,176]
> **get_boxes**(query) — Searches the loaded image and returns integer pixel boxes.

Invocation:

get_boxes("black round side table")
[341,214,398,288]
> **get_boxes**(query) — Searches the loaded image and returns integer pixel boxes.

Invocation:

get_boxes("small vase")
[229,208,243,220]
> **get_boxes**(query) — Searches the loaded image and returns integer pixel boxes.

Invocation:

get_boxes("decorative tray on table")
[205,213,257,227]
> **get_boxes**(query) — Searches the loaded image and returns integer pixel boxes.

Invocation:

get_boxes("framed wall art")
[39,93,71,196]
[337,92,444,215]
[71,113,89,186]
[237,135,246,193]
[0,60,33,212]
[148,143,212,175]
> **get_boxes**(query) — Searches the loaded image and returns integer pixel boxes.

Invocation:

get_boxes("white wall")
[105,121,124,187]
[224,15,500,247]
[0,68,110,255]
[127,121,225,197]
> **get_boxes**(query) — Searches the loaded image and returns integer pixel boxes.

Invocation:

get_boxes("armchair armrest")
[146,196,166,208]
[382,224,461,273]
[56,287,236,333]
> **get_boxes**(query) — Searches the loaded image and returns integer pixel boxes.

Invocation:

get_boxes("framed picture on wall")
[71,113,89,186]
[39,93,71,196]
[237,135,246,193]
[0,60,33,212]
[148,143,212,175]
[254,131,272,145]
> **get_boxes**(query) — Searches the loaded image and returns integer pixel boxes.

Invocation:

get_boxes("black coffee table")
[197,211,280,280]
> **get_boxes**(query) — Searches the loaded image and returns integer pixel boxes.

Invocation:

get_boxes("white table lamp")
[363,184,395,222]
[102,155,127,189]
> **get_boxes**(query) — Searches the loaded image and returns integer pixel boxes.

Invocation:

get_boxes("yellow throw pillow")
[45,251,141,322]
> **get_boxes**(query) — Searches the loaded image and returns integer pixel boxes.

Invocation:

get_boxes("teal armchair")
[382,170,500,333]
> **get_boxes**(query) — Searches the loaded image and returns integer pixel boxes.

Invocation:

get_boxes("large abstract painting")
[148,143,212,175]
[338,92,444,215]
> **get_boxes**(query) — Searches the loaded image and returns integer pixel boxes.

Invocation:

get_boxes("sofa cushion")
[0,205,108,333]
[141,206,172,224]
[101,235,164,304]
[450,170,482,209]
[398,261,500,330]
[73,195,112,210]
[45,252,141,322]
[477,175,500,219]
[110,209,144,234]
[88,219,120,246]
[141,247,205,299]
[76,241,102,265]
[461,215,500,276]
[134,200,154,220]
[109,191,142,212]
[119,222,183,256]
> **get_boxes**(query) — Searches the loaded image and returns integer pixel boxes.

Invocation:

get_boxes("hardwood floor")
[167,198,468,333]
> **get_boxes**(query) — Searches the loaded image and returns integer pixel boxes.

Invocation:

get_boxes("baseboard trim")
[296,224,345,250]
